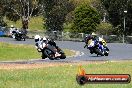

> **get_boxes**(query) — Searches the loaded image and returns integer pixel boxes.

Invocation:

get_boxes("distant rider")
[91,33,109,51]
[84,32,109,54]
[10,25,16,38]
[10,25,21,39]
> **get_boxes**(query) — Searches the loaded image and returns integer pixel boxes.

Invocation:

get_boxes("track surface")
[0,37,132,64]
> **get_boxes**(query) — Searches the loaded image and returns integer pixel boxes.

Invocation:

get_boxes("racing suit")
[35,38,47,52]
[10,27,16,38]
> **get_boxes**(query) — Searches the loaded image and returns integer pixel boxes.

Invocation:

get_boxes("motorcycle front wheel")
[60,54,66,59]
[94,48,104,56]
[43,48,55,60]
[104,51,109,56]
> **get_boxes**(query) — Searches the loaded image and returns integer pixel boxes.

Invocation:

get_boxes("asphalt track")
[0,37,132,64]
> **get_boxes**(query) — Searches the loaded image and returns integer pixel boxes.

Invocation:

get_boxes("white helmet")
[11,25,14,28]
[91,32,97,36]
[43,37,47,41]
[34,35,41,42]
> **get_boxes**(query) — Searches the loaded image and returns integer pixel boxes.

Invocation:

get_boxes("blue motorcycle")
[87,40,109,56]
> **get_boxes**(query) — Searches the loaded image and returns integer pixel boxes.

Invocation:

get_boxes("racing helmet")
[34,35,41,42]
[43,37,47,42]
[91,32,97,36]
[11,25,14,28]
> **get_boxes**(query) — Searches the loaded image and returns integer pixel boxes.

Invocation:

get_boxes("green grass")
[0,42,75,61]
[0,42,40,61]
[4,16,44,31]
[0,61,131,88]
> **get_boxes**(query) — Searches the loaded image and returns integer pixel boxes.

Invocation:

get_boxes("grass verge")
[0,61,131,88]
[0,42,76,61]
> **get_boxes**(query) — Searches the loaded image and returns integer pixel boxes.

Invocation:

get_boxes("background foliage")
[101,0,132,35]
[0,0,132,35]
[71,4,100,33]
[43,0,75,32]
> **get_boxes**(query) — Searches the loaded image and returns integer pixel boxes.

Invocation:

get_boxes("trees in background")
[0,0,7,26]
[1,0,132,36]
[42,0,74,32]
[96,22,113,35]
[101,0,132,35]
[0,0,43,32]
[71,4,100,33]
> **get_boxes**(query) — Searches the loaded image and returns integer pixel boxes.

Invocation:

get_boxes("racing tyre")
[43,49,55,60]
[60,54,66,59]
[23,38,26,41]
[104,52,109,56]
[95,48,104,56]
[16,37,21,41]
[42,54,47,59]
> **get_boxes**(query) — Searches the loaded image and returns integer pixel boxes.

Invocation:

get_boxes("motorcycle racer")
[90,33,109,51]
[34,35,61,58]
[10,25,17,38]
[34,35,47,52]
[84,32,109,55]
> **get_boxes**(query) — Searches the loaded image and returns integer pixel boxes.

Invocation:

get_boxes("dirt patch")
[0,61,107,70]
[0,60,131,70]
[0,63,65,70]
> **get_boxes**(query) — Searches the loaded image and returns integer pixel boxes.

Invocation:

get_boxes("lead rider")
[34,35,61,58]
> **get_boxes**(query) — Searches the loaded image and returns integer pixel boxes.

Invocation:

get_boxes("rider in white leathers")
[34,35,47,52]
[34,35,61,57]
[10,25,16,38]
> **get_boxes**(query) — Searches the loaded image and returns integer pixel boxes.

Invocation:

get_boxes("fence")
[27,31,132,44]
[2,27,132,43]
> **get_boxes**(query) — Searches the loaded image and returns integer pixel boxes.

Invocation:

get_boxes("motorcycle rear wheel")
[16,37,21,41]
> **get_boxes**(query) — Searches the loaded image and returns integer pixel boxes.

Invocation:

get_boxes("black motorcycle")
[12,31,26,41]
[41,44,66,60]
